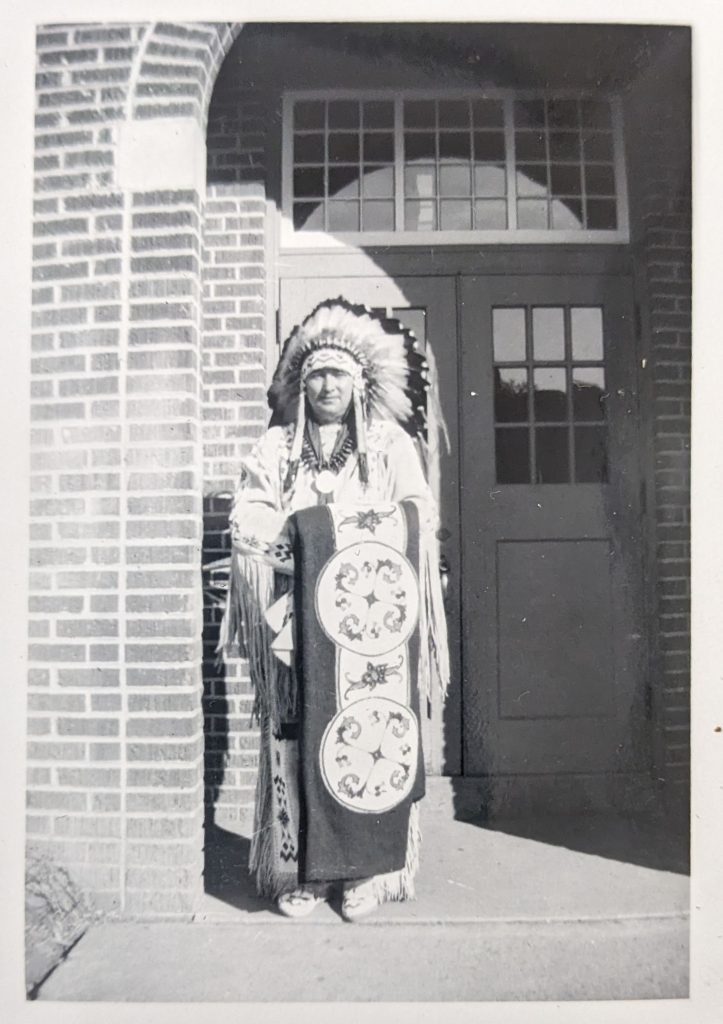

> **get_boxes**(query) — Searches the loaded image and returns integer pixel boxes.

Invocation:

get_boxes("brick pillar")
[27,21,242,916]
[626,59,691,816]
[120,187,205,914]
[644,169,692,811]
[202,88,270,830]
[29,24,143,915]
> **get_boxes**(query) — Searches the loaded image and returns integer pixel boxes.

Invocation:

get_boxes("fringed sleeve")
[229,427,295,575]
[221,551,296,730]
[385,426,451,707]
[220,427,297,729]
[419,524,451,706]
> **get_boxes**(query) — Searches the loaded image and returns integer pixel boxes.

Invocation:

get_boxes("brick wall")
[202,90,270,830]
[627,63,692,814]
[644,167,692,810]
[30,23,141,916]
[28,22,241,916]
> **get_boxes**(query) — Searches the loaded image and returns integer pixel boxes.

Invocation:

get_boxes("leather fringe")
[419,525,451,707]
[248,716,275,898]
[248,721,301,900]
[371,800,422,902]
[218,552,297,732]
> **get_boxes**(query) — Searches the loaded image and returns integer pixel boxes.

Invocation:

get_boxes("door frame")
[274,245,658,801]
[274,245,633,285]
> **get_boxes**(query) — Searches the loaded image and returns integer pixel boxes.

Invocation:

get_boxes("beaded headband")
[300,348,364,389]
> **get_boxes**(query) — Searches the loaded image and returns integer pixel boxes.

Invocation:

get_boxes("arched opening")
[200,22,514,904]
[198,22,690,912]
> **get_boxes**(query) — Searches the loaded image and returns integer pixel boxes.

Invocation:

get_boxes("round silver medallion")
[315,469,336,495]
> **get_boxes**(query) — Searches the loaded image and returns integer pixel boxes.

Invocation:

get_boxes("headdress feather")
[268,297,435,440]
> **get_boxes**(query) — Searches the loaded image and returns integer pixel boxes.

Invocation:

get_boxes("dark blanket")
[292,500,425,883]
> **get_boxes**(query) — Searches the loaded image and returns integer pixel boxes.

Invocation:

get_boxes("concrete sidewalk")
[36,806,689,1002]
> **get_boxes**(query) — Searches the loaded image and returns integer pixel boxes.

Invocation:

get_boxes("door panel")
[459,274,646,778]
[497,540,615,721]
[280,276,462,775]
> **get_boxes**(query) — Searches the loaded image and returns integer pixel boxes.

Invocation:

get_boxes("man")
[222,298,449,921]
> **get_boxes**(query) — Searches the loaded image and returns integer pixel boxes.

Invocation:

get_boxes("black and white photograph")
[2,1,721,1018]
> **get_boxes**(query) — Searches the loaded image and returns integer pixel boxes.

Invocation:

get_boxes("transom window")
[282,91,628,246]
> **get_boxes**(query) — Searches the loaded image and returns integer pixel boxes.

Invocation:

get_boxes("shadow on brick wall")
[201,494,232,829]
[202,493,267,907]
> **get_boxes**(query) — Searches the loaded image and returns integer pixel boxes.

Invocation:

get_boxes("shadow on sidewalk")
[203,822,270,914]
[448,787,690,877]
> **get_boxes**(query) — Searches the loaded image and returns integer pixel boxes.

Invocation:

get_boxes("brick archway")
[127,22,242,128]
[28,21,249,918]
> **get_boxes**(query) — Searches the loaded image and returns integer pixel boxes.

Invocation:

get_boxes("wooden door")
[280,270,647,796]
[280,275,462,774]
[459,274,647,781]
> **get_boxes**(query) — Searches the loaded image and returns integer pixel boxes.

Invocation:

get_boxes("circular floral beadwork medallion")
[319,696,419,813]
[315,541,419,656]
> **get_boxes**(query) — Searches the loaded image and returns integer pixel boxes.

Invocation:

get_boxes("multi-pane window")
[514,98,618,231]
[493,305,608,484]
[403,98,507,231]
[292,98,396,232]
[284,92,627,241]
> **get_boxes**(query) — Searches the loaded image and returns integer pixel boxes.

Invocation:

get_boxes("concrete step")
[198,806,689,925]
[36,807,690,1002]
[37,916,688,1001]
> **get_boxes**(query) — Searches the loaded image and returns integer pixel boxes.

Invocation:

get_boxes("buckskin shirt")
[225,417,443,902]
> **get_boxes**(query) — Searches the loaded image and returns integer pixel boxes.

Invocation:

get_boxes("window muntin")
[284,91,628,244]
[402,97,508,232]
[493,305,608,484]
[292,98,397,234]
[513,97,618,232]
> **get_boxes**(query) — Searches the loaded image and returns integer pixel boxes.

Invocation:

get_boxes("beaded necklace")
[300,413,357,475]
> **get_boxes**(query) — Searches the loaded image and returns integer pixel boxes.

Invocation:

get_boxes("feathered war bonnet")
[267,297,447,491]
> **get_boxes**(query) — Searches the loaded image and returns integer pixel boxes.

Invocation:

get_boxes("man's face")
[305,367,354,424]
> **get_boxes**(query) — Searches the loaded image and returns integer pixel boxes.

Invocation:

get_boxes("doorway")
[279,258,648,810]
